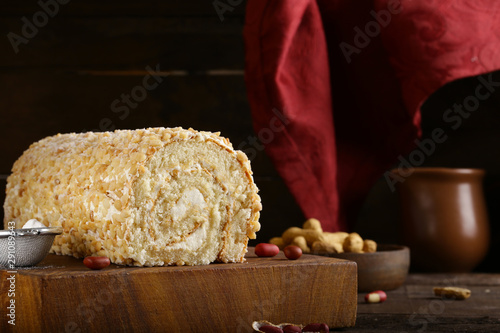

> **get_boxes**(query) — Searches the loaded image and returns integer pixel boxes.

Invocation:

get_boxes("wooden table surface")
[342,273,500,332]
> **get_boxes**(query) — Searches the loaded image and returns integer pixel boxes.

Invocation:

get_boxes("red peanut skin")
[283,245,302,260]
[259,325,284,333]
[83,256,111,270]
[375,290,387,302]
[282,324,302,332]
[302,323,329,332]
[255,243,280,257]
[365,290,387,303]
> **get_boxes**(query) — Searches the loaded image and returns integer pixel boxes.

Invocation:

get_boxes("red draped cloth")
[244,0,500,232]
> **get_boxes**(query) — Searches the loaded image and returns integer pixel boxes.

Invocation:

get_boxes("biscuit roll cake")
[3,127,261,266]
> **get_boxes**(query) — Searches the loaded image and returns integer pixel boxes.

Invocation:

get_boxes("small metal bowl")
[0,227,63,267]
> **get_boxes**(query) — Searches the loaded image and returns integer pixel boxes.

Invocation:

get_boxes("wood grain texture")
[0,248,357,332]
[1,16,245,69]
[0,0,247,17]
[353,273,500,332]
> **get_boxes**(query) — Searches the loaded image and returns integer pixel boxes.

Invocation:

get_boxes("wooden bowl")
[317,244,410,292]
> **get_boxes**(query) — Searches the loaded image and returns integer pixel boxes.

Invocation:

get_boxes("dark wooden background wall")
[1,1,499,271]
[0,0,305,244]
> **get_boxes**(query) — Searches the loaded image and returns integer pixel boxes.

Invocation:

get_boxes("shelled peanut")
[269,218,377,254]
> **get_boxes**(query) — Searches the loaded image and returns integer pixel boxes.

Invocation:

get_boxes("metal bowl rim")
[0,227,63,238]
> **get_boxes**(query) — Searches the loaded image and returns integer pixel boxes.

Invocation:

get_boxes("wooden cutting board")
[0,248,357,332]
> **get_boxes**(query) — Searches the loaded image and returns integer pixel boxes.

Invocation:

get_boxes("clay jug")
[392,168,489,272]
